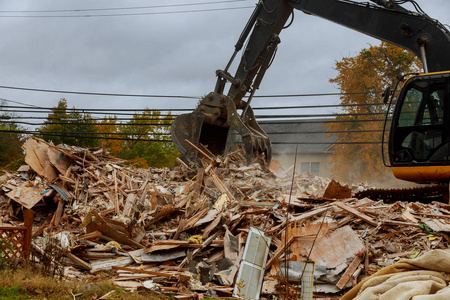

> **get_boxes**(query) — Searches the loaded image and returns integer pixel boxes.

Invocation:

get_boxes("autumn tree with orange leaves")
[327,42,422,184]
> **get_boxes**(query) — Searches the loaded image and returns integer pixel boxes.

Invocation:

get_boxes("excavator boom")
[172,0,450,171]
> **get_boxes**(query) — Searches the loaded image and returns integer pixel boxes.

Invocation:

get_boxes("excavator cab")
[389,72,450,183]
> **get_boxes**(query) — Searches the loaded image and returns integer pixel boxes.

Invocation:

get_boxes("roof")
[259,118,339,154]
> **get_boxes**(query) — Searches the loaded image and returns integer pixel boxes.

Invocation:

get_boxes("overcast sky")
[0,0,449,127]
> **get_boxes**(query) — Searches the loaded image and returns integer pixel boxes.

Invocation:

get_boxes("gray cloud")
[0,0,448,123]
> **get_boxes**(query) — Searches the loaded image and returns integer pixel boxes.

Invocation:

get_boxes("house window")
[300,162,320,176]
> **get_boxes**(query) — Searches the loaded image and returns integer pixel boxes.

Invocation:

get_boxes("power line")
[0,6,254,18]
[0,129,171,142]
[0,85,381,98]
[4,116,175,122]
[35,130,171,137]
[3,118,388,128]
[1,109,176,117]
[0,102,385,113]
[0,129,384,145]
[0,85,199,99]
[5,114,385,123]
[0,109,385,119]
[1,105,193,112]
[259,118,385,124]
[0,0,247,13]
[0,126,384,136]
[254,91,384,98]
[0,98,42,108]
[4,115,386,125]
[0,120,172,127]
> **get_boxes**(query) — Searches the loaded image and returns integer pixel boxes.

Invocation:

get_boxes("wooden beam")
[336,202,378,227]
[265,236,295,270]
[336,254,363,290]
[112,266,177,279]
[184,139,213,161]
[23,209,33,260]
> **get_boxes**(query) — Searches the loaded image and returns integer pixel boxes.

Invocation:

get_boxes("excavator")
[171,0,450,195]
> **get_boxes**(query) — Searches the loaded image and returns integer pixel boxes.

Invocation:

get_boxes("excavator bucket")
[171,99,272,165]
[171,111,230,163]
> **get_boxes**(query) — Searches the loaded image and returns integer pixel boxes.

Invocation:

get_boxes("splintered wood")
[2,136,450,298]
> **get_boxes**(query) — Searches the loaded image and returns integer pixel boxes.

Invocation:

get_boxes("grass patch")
[0,266,169,299]
[0,285,24,299]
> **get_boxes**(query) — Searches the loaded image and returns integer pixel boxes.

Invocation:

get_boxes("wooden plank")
[141,249,186,262]
[227,245,244,286]
[112,266,177,278]
[52,199,65,228]
[401,208,419,223]
[84,210,143,249]
[207,168,235,201]
[265,236,295,270]
[145,244,180,253]
[382,220,421,227]
[422,219,450,232]
[113,169,120,215]
[22,209,33,260]
[59,175,76,185]
[224,228,238,262]
[90,256,133,273]
[194,168,204,196]
[184,139,213,161]
[202,215,222,239]
[84,252,116,259]
[65,250,92,270]
[290,207,329,222]
[335,202,378,226]
[173,218,187,240]
[194,209,219,227]
[122,193,137,217]
[178,231,221,268]
[336,254,363,289]
[33,221,48,237]
[184,208,209,229]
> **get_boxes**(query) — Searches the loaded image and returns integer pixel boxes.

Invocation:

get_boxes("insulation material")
[301,261,315,300]
[234,226,271,300]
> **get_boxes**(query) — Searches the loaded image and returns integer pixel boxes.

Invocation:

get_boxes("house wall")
[271,152,333,178]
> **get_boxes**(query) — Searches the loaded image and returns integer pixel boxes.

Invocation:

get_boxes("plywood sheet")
[22,138,58,181]
[6,183,44,209]
[307,225,364,270]
[47,147,70,174]
[423,219,450,232]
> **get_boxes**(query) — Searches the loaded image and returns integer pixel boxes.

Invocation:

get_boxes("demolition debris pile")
[2,137,450,298]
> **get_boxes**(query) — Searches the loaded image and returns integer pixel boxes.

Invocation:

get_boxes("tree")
[97,116,123,154]
[327,42,422,183]
[38,99,179,168]
[38,98,100,148]
[0,100,25,170]
[114,110,179,168]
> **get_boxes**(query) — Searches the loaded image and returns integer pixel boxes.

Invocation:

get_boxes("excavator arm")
[171,0,450,164]
[290,0,450,72]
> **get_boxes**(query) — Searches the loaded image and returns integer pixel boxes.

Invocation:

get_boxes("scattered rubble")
[2,136,450,299]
